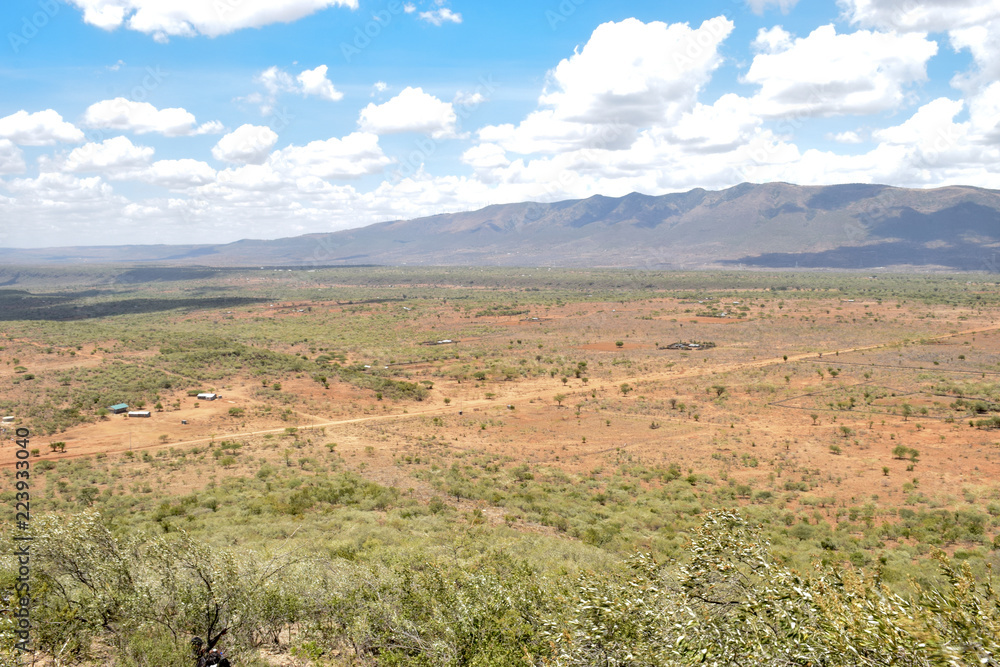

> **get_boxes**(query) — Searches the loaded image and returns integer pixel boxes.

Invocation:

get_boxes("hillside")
[2,182,1000,269]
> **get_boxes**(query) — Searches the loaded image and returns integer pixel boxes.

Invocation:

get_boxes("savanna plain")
[4,265,1000,666]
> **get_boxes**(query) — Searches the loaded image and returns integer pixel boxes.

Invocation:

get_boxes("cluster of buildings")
[109,403,150,418]
[108,392,218,419]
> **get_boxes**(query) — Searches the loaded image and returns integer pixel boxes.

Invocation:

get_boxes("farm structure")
[660,341,717,351]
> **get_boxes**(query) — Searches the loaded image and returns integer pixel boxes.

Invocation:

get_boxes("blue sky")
[0,0,998,247]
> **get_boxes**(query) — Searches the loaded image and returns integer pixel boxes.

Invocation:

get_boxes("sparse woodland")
[3,266,1000,665]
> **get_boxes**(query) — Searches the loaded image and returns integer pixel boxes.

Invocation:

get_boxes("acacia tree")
[26,511,305,664]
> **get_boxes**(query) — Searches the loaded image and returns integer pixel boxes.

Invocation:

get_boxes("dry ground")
[4,295,999,525]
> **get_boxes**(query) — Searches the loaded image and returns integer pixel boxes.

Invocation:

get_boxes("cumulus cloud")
[873,98,965,146]
[839,0,1000,92]
[668,94,762,152]
[10,6,1000,248]
[473,17,734,157]
[65,0,358,40]
[828,130,865,143]
[143,159,216,189]
[743,25,938,118]
[752,26,793,53]
[0,140,26,174]
[249,65,343,113]
[541,17,733,126]
[257,66,298,97]
[82,98,222,136]
[419,7,461,26]
[358,87,458,138]
[3,172,121,208]
[62,136,155,174]
[0,172,138,248]
[212,125,280,164]
[460,143,510,171]
[968,81,1000,142]
[949,19,1000,91]
[266,132,393,179]
[839,0,1000,32]
[297,65,344,101]
[454,91,486,107]
[0,110,84,145]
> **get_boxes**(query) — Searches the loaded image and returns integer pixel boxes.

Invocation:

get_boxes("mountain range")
[3,182,999,271]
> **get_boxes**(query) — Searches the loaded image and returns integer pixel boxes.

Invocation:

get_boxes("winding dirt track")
[5,322,999,468]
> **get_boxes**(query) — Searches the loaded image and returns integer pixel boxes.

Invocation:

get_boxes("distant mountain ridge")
[3,182,1000,271]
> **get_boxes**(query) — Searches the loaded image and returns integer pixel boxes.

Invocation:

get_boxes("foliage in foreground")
[4,510,1000,666]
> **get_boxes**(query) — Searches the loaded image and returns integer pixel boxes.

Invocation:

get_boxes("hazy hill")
[3,182,999,270]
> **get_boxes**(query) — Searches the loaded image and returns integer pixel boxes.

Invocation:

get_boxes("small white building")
[197,393,218,401]
[127,411,151,418]
[2,416,14,423]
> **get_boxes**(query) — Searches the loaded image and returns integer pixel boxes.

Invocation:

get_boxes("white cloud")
[358,87,458,138]
[461,143,510,171]
[828,130,864,143]
[839,0,1000,93]
[207,163,287,194]
[0,110,85,145]
[82,98,222,136]
[968,81,1000,142]
[669,94,762,152]
[250,65,344,113]
[454,91,486,107]
[212,124,279,164]
[10,6,1000,248]
[744,25,938,118]
[372,81,388,95]
[61,137,214,189]
[296,65,344,101]
[0,140,25,174]
[873,97,965,146]
[541,17,733,126]
[143,159,216,189]
[474,17,734,157]
[63,136,155,174]
[107,59,126,71]
[419,7,461,26]
[0,172,147,248]
[839,0,1000,32]
[403,3,415,13]
[747,0,799,15]
[2,172,122,209]
[949,19,1000,91]
[257,66,298,96]
[66,0,359,40]
[752,26,793,53]
[266,132,393,179]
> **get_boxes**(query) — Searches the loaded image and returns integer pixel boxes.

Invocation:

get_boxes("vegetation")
[3,265,1000,664]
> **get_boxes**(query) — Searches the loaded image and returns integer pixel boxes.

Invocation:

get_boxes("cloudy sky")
[1,0,998,248]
